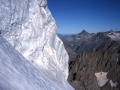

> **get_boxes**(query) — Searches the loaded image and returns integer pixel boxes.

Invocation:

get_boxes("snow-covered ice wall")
[0,35,58,90]
[0,0,73,89]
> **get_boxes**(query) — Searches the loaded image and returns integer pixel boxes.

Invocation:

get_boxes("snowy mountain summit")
[107,30,120,41]
[0,0,74,90]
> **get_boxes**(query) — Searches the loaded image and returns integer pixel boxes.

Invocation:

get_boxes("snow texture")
[107,32,120,41]
[0,0,73,90]
[95,72,118,88]
[95,72,108,87]
[0,35,58,90]
[109,80,117,87]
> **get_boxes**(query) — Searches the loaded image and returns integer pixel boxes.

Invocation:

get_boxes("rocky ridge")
[62,30,120,54]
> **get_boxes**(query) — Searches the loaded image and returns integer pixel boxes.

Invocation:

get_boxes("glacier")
[0,0,74,90]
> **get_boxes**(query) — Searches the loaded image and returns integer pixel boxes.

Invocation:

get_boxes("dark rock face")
[68,41,120,90]
[61,30,120,90]
[64,44,77,61]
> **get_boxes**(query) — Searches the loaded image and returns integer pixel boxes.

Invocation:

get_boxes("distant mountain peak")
[81,30,87,33]
[78,30,89,36]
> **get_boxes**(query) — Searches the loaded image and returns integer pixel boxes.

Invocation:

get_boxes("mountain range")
[58,30,120,90]
[58,30,120,58]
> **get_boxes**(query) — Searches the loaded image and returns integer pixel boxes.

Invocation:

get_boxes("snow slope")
[0,0,73,89]
[0,35,59,90]
[107,31,120,41]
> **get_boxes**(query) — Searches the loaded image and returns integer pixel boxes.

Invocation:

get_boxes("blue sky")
[47,0,120,34]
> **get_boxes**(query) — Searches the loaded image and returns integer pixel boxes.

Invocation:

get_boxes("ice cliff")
[0,0,73,89]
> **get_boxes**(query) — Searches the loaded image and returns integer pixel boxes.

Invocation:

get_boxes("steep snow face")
[0,35,61,90]
[0,0,72,89]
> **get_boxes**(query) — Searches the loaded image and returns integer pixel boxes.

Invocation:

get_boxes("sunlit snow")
[95,72,108,87]
[107,32,120,41]
[0,35,59,90]
[0,0,74,89]
[109,80,117,87]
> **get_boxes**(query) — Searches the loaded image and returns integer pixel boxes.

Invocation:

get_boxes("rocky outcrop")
[68,41,120,90]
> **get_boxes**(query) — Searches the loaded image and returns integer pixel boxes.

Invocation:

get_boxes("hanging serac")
[0,0,74,90]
